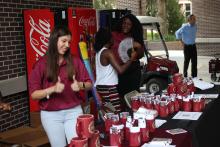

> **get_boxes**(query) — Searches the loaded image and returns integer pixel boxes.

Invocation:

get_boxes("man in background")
[175,14,197,78]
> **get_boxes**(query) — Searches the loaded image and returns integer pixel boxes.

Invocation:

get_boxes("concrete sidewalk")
[149,50,217,83]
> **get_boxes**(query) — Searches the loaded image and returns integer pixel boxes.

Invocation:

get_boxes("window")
[185,3,191,17]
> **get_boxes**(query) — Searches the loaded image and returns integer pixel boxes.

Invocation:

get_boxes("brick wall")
[0,92,28,132]
[0,0,93,132]
[193,0,220,57]
[116,0,139,15]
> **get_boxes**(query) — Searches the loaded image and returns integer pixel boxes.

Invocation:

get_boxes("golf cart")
[137,16,179,94]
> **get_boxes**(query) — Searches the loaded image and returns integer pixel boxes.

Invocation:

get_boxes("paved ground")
[149,50,218,83]
[140,50,220,94]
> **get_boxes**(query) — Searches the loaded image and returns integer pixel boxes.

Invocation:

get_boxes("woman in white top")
[94,28,137,113]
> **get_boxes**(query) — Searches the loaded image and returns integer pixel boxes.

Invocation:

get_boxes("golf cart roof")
[136,16,163,25]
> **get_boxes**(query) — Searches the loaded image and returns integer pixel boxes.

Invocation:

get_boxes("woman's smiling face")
[122,17,133,34]
[57,35,71,55]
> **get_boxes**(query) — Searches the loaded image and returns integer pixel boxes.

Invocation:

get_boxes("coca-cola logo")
[79,16,96,27]
[29,16,51,60]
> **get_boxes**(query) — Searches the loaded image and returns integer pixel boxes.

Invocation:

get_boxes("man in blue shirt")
[175,14,197,78]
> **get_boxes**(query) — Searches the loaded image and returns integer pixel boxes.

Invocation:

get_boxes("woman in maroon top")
[111,13,145,111]
[28,26,92,147]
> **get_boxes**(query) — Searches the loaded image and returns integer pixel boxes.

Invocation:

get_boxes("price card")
[166,128,187,135]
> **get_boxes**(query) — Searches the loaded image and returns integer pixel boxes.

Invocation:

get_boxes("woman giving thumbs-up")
[28,26,92,147]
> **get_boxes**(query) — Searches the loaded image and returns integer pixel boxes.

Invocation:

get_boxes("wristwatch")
[82,82,85,89]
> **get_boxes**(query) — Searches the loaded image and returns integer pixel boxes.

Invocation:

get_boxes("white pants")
[41,105,83,147]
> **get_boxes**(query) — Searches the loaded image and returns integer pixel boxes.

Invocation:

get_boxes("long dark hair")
[46,26,74,82]
[94,27,112,53]
[116,13,144,47]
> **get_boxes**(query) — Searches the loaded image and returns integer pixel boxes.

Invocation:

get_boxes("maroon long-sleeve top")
[28,56,91,111]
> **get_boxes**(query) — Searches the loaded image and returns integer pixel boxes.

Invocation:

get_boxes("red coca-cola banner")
[68,8,97,57]
[24,9,54,112]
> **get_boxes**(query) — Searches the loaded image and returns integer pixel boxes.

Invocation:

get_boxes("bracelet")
[45,89,50,99]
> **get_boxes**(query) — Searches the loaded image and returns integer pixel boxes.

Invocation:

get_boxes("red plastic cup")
[110,127,121,147]
[167,83,176,95]
[76,114,94,138]
[144,98,153,109]
[153,99,160,112]
[104,113,114,133]
[177,95,183,110]
[174,99,180,112]
[159,101,169,117]
[125,126,130,141]
[140,127,150,143]
[192,98,202,112]
[119,112,129,125]
[168,101,175,114]
[88,130,100,147]
[146,114,155,133]
[113,124,124,141]
[139,96,145,107]
[182,98,192,112]
[131,96,140,112]
[69,137,88,147]
[176,82,188,96]
[172,73,183,85]
[129,127,141,147]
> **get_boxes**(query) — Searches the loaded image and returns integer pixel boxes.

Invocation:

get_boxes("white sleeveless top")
[95,47,118,86]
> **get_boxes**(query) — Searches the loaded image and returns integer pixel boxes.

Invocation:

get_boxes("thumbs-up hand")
[71,75,80,92]
[54,76,65,93]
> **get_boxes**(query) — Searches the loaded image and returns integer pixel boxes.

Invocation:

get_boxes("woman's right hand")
[71,75,80,92]
[54,76,65,93]
[31,76,64,100]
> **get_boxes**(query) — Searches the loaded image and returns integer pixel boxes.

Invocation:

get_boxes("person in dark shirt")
[111,14,145,111]
[195,95,219,147]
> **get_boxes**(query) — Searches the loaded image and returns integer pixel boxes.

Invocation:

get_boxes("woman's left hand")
[71,75,80,92]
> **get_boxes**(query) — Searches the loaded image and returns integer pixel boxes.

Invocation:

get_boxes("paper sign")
[172,111,202,120]
[155,119,167,128]
[194,94,219,99]
[192,78,214,90]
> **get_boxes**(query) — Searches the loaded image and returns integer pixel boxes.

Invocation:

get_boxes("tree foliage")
[146,0,184,35]
[166,0,185,34]
[146,0,158,17]
[93,0,116,9]
[94,0,184,36]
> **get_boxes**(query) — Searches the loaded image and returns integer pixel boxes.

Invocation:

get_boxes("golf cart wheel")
[145,78,166,94]
[211,73,217,82]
